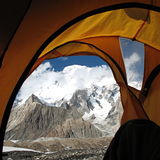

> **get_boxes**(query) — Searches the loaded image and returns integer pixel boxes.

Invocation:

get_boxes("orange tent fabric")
[0,0,160,152]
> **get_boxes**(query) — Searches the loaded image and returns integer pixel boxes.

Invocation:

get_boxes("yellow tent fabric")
[0,0,160,152]
[40,9,160,56]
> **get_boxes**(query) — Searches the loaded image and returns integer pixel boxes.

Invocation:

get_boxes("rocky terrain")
[3,147,108,160]
[3,137,112,160]
[5,84,122,140]
[5,95,102,140]
[3,83,123,159]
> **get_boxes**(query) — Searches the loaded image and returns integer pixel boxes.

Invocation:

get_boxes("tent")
[0,0,160,153]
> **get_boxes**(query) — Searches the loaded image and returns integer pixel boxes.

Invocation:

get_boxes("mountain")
[5,95,102,140]
[69,84,123,136]
[14,64,117,106]
[5,83,123,140]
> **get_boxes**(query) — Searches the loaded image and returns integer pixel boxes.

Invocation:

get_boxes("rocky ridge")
[5,96,102,140]
[4,84,123,160]
[5,84,123,140]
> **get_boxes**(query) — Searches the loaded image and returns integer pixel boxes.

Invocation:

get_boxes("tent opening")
[3,55,123,159]
[1,2,160,159]
[120,37,145,90]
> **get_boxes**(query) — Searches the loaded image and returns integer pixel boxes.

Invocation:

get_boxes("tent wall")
[0,0,31,66]
[142,45,160,124]
[0,0,160,153]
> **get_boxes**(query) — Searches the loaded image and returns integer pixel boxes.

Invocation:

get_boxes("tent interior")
[0,1,160,154]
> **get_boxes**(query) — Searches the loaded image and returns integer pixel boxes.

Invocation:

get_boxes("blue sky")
[44,55,106,71]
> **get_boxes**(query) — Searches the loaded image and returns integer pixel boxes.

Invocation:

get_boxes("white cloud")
[16,63,116,105]
[125,52,140,68]
[124,52,141,86]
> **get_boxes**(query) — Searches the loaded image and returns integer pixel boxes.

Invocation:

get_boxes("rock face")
[5,83,123,140]
[103,97,123,135]
[70,89,94,113]
[5,95,102,140]
[46,118,102,138]
[68,84,123,137]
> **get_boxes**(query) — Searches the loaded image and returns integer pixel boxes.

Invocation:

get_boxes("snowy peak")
[49,83,122,136]
[49,83,120,115]
[8,82,122,139]
[15,64,116,106]
[5,97,102,140]
[14,64,141,107]
[70,89,94,113]
[25,94,42,104]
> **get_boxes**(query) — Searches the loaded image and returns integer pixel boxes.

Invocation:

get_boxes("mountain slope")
[5,82,123,140]
[5,95,102,140]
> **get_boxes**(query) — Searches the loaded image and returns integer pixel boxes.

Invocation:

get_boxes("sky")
[120,37,144,83]
[15,38,144,105]
[43,55,106,71]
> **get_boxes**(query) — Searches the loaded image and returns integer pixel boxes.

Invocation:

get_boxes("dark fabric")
[103,119,160,160]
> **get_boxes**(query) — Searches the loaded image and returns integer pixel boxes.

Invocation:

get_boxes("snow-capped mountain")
[6,82,123,140]
[7,64,125,140]
[8,64,144,140]
[14,64,116,106]
[51,83,122,136]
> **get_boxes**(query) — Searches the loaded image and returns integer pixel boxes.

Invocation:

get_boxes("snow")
[10,140,19,143]
[15,64,116,106]
[3,146,41,153]
[14,63,141,107]
[82,83,120,130]
[83,98,111,124]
